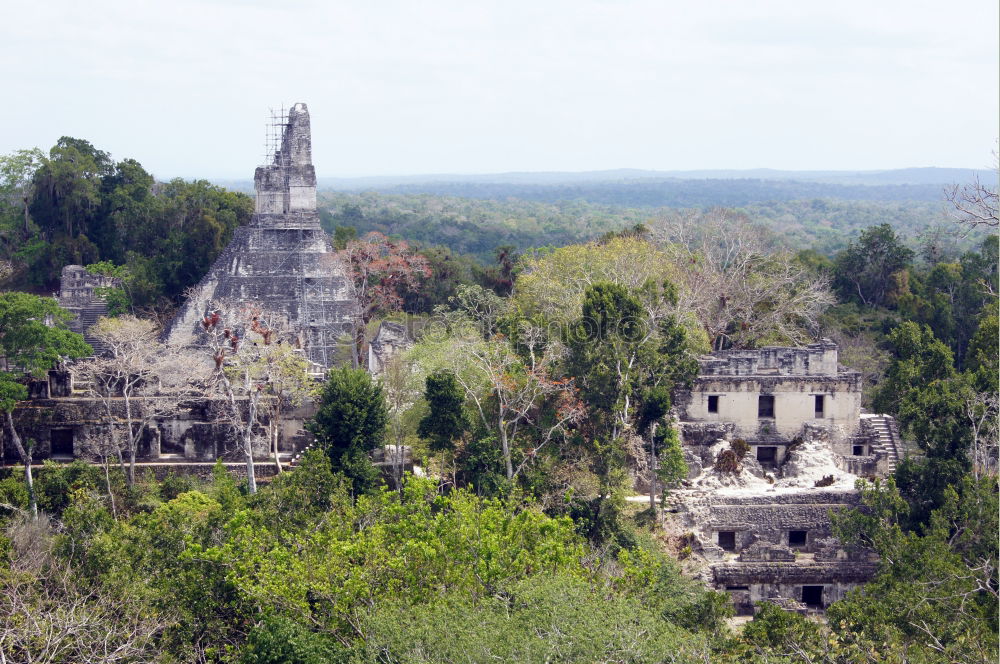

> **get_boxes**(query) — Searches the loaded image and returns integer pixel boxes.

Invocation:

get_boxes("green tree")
[417,370,467,452]
[834,223,914,307]
[0,292,91,516]
[872,321,955,416]
[966,308,999,393]
[0,147,45,242]
[308,367,388,495]
[830,477,999,662]
[565,281,697,543]
[331,224,357,250]
[29,137,111,242]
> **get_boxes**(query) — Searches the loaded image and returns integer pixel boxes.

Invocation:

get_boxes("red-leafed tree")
[340,232,430,367]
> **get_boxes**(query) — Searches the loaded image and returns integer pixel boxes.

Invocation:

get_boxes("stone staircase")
[76,303,110,355]
[864,415,901,474]
[286,434,314,469]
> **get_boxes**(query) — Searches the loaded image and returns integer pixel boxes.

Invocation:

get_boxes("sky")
[1,0,997,179]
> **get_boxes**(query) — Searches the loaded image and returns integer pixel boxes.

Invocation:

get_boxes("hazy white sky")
[2,0,997,178]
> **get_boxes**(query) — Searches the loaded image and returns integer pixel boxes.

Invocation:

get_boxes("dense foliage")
[0,458,727,663]
[317,191,986,263]
[0,139,253,312]
[1,137,997,662]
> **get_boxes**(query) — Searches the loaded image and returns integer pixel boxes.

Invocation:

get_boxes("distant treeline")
[319,191,971,262]
[319,193,650,262]
[351,177,951,207]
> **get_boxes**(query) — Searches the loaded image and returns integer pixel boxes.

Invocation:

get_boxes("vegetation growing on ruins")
[0,137,997,662]
[0,139,253,315]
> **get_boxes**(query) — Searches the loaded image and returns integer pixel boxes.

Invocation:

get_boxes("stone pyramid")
[165,103,355,369]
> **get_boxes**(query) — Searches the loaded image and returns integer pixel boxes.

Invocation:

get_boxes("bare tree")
[0,516,168,664]
[74,316,200,486]
[434,320,583,481]
[252,331,316,473]
[381,353,417,490]
[197,302,309,493]
[653,209,835,349]
[946,154,999,230]
[965,390,999,480]
[339,232,430,367]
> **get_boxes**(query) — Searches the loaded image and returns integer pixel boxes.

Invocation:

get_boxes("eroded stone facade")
[675,340,871,468]
[670,340,887,614]
[57,265,121,354]
[4,370,314,465]
[164,103,355,370]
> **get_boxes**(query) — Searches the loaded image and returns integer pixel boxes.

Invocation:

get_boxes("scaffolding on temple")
[262,105,289,166]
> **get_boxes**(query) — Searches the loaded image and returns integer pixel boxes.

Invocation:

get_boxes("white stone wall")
[683,377,861,443]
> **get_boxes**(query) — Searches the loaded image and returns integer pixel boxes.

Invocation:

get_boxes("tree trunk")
[244,434,257,494]
[6,411,36,519]
[271,424,282,473]
[649,423,657,513]
[22,193,30,236]
[124,396,136,486]
[244,391,259,495]
[499,416,513,480]
[221,372,257,494]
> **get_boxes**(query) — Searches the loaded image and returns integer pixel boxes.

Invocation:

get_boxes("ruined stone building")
[57,264,121,354]
[367,320,413,377]
[5,104,348,470]
[670,339,901,614]
[164,103,355,371]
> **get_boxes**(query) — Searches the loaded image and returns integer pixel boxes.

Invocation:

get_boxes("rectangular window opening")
[814,394,825,418]
[707,395,719,413]
[726,585,750,591]
[718,531,736,551]
[758,395,775,418]
[50,429,74,457]
[801,585,824,608]
[853,445,865,456]
[756,446,777,466]
[788,530,807,547]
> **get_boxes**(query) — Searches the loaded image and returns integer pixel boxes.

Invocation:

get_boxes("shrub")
[159,471,198,501]
[730,438,750,460]
[714,450,740,473]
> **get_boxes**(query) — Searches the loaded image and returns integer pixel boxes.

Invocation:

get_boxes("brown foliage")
[714,449,740,473]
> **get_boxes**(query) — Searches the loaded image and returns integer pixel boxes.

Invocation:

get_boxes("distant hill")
[340,178,956,208]
[215,167,990,197]
[307,166,988,188]
[220,167,989,209]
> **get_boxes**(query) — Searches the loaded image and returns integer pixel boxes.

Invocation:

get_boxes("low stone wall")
[715,560,878,614]
[679,490,860,554]
[5,396,313,464]
[714,561,878,585]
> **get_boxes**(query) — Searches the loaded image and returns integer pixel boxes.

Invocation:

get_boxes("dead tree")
[198,302,308,493]
[75,316,200,486]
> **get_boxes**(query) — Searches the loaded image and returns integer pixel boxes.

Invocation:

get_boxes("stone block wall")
[699,339,839,377]
[4,395,313,464]
[164,102,356,372]
[676,373,862,444]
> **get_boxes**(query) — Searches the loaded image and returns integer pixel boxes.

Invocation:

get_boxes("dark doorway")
[758,395,775,418]
[801,585,824,608]
[756,446,777,466]
[814,394,825,417]
[718,531,736,551]
[708,395,719,413]
[853,445,865,456]
[788,530,807,547]
[50,429,74,456]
